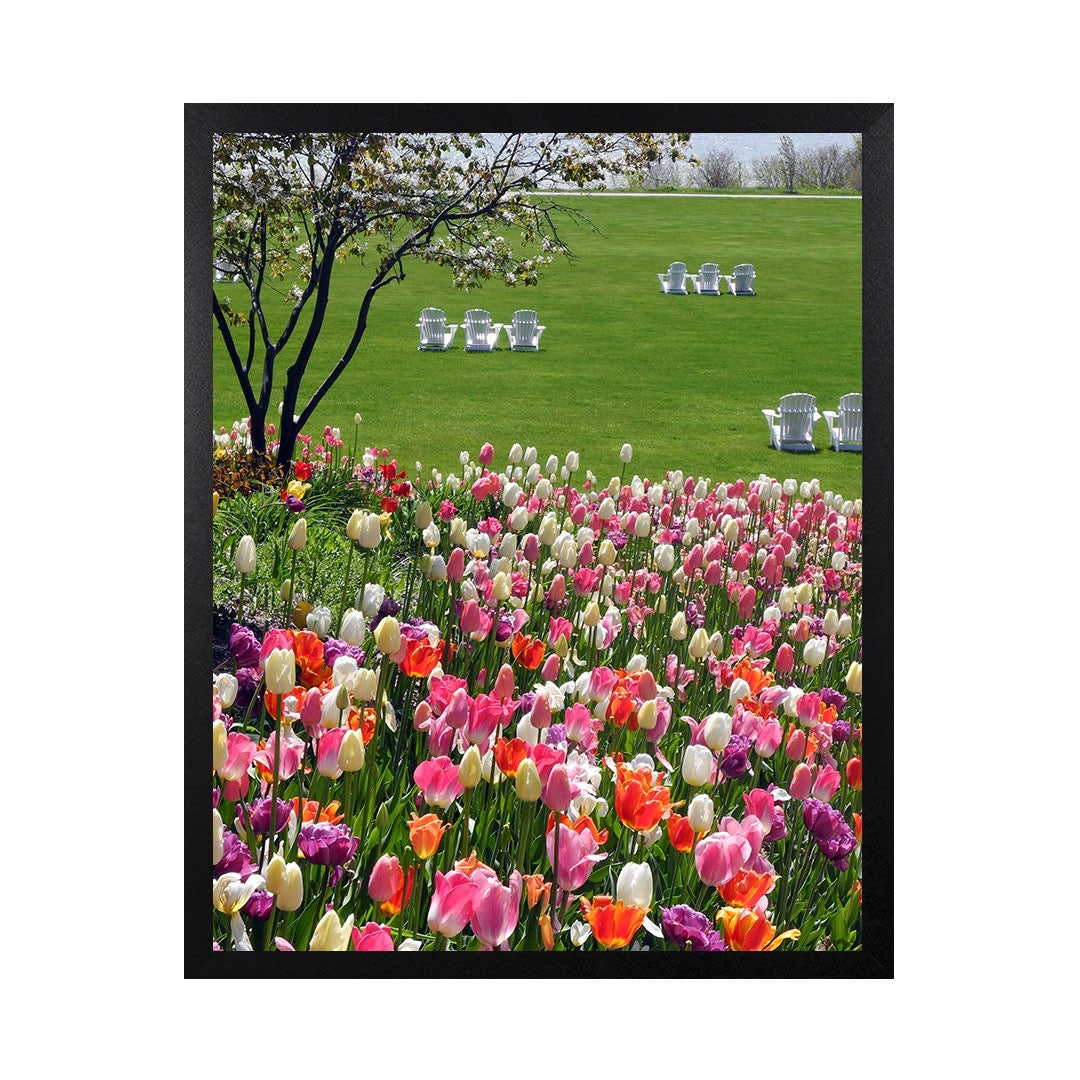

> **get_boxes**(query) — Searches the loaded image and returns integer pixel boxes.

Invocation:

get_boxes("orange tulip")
[539,913,555,950]
[454,850,495,877]
[408,812,449,860]
[510,632,546,670]
[291,798,344,824]
[345,706,377,745]
[293,630,331,687]
[718,869,777,909]
[854,812,862,845]
[846,756,862,791]
[522,873,552,915]
[606,686,637,728]
[580,895,647,950]
[718,906,800,951]
[544,812,609,845]
[399,637,445,678]
[666,812,696,854]
[731,658,773,696]
[615,763,672,832]
[494,737,529,779]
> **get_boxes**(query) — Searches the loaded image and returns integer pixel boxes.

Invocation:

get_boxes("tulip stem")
[269,696,283,850]
[456,787,473,866]
[238,572,248,627]
[551,813,561,896]
[315,864,331,921]
[336,540,355,635]
[282,548,298,629]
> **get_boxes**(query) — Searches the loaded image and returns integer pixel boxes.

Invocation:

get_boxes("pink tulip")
[442,686,472,730]
[695,831,752,887]
[755,718,783,757]
[797,691,822,728]
[541,763,573,811]
[785,727,807,760]
[413,756,465,808]
[775,643,795,675]
[413,699,432,732]
[470,870,523,949]
[530,691,553,730]
[428,870,479,937]
[703,560,723,586]
[218,731,257,800]
[588,666,619,701]
[316,727,346,778]
[790,762,813,800]
[540,653,561,682]
[351,922,395,951]
[253,727,305,784]
[811,765,842,802]
[299,688,324,735]
[547,574,566,603]
[368,854,403,903]
[742,788,778,838]
[465,693,515,746]
[446,547,465,582]
[564,703,593,744]
[522,534,540,564]
[479,442,494,466]
[459,599,483,635]
[737,585,757,620]
[719,814,765,865]
[546,821,608,891]
[492,664,515,702]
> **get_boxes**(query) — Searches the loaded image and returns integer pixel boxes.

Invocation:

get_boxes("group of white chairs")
[658,262,756,296]
[762,392,862,453]
[416,308,546,352]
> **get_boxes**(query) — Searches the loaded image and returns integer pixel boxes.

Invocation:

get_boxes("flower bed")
[211,428,862,953]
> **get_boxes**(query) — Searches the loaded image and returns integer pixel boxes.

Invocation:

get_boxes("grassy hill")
[213,193,863,498]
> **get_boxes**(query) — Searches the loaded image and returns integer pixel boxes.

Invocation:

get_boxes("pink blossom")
[413,756,465,808]
[695,830,751,886]
[470,870,523,949]
[546,821,608,891]
[428,870,479,937]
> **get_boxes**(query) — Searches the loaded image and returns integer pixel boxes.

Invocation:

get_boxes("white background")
[5,10,1070,1077]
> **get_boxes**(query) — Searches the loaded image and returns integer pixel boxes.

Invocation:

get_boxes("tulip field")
[211,434,863,954]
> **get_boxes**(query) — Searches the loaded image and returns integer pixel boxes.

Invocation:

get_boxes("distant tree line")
[635,134,861,192]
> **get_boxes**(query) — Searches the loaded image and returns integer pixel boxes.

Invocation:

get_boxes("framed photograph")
[187,104,892,976]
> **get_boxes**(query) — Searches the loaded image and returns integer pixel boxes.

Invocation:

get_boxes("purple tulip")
[802,798,857,870]
[230,624,262,668]
[720,734,752,779]
[821,687,847,712]
[242,890,275,922]
[238,797,293,837]
[298,822,359,866]
[214,830,258,878]
[661,905,727,952]
[323,638,366,670]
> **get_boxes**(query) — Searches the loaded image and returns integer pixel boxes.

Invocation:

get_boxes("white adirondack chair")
[822,393,863,452]
[463,309,503,351]
[503,309,546,351]
[657,262,688,294]
[725,263,757,295]
[415,308,459,350]
[762,393,821,452]
[689,263,722,295]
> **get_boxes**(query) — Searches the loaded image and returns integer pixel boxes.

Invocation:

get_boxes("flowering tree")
[213,132,691,469]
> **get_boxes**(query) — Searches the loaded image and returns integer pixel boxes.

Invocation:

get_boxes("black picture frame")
[186,103,892,978]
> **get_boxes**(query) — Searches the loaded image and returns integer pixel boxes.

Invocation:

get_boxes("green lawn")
[213,194,862,499]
